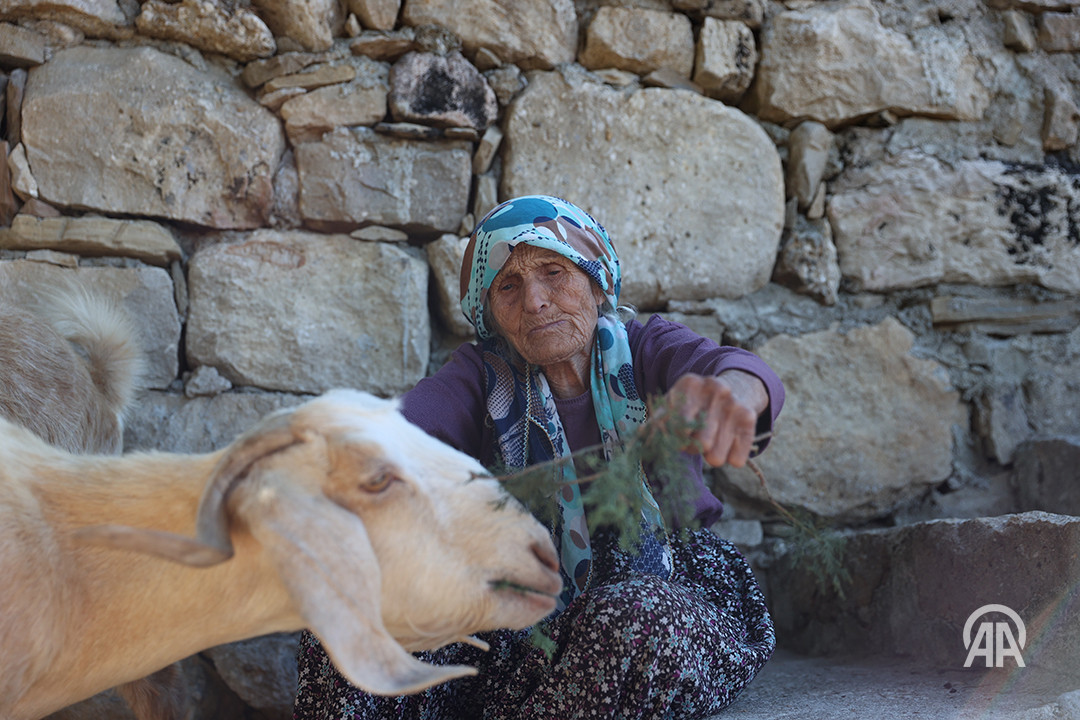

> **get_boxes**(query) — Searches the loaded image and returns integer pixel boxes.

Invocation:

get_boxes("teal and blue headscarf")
[460,195,670,611]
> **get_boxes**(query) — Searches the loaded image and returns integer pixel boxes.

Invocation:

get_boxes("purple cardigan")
[401,314,785,527]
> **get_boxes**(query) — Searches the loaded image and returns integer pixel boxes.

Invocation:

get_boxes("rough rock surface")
[22,45,285,229]
[205,634,300,717]
[772,214,840,305]
[295,126,471,233]
[1013,436,1080,516]
[767,512,1080,681]
[0,0,137,39]
[135,0,276,62]
[388,51,498,130]
[717,317,965,521]
[427,232,473,337]
[186,231,429,396]
[250,0,343,51]
[692,17,756,102]
[402,0,576,69]
[716,650,1080,720]
[829,152,1080,294]
[579,6,694,77]
[0,214,182,266]
[748,0,990,126]
[502,66,784,309]
[125,390,307,453]
[278,55,389,143]
[348,0,399,31]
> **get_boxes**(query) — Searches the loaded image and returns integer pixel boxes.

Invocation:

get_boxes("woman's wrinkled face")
[488,244,605,369]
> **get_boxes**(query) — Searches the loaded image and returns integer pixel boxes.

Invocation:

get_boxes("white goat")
[0,286,178,718]
[0,389,562,720]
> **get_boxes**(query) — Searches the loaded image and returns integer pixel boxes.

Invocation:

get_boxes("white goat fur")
[0,389,561,720]
[0,285,143,455]
[0,286,176,718]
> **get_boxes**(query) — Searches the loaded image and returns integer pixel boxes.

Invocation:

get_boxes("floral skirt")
[292,528,774,720]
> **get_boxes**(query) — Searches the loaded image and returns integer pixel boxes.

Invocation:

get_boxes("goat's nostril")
[532,541,559,574]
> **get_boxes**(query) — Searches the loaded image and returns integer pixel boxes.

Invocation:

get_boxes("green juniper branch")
[746,459,851,600]
[495,402,707,548]
[491,401,850,653]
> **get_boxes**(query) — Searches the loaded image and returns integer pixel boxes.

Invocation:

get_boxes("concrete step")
[720,511,1080,720]
[716,650,1080,720]
[764,512,1080,673]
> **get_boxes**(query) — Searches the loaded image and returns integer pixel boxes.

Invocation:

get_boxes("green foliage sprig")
[745,460,852,600]
[494,402,706,548]
[486,406,852,657]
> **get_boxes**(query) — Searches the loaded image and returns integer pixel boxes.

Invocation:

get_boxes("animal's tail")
[36,284,145,419]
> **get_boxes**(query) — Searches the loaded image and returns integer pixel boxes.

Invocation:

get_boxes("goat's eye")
[362,472,397,494]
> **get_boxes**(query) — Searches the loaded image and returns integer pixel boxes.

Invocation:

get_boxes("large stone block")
[135,0,275,62]
[250,0,343,51]
[1014,436,1080,516]
[426,232,474,337]
[717,317,965,522]
[186,232,430,396]
[402,0,576,70]
[828,152,1080,294]
[279,56,389,144]
[295,126,470,233]
[388,51,497,131]
[0,214,182,267]
[1037,12,1080,52]
[348,0,399,31]
[579,6,694,77]
[125,390,307,453]
[692,17,757,102]
[0,0,136,39]
[22,46,285,229]
[205,634,299,718]
[0,21,47,67]
[502,66,784,309]
[746,0,989,127]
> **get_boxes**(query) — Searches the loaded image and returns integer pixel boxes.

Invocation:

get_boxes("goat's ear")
[238,475,477,696]
[74,409,306,566]
[194,409,302,562]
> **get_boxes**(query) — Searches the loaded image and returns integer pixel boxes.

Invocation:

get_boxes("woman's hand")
[659,371,770,468]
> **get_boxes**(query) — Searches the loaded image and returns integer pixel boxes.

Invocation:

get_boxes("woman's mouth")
[526,319,564,335]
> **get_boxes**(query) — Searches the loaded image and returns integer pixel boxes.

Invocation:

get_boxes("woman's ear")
[591,282,606,308]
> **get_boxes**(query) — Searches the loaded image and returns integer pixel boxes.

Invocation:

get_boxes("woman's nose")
[522,277,549,313]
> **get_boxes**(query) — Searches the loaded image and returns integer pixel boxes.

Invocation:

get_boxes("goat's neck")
[26,450,301,713]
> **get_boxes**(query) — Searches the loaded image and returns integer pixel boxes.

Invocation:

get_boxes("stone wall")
[0,0,1078,716]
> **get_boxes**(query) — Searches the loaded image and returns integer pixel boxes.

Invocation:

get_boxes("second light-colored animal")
[0,285,143,455]
[1,389,562,720]
[0,285,176,718]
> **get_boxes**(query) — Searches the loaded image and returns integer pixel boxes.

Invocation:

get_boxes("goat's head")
[78,389,562,696]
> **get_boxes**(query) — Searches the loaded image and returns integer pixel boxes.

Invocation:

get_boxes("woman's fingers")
[664,372,769,468]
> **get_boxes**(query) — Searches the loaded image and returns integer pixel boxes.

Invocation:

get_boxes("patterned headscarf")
[460,195,670,611]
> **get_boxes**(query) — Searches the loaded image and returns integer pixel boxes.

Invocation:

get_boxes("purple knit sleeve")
[629,314,786,527]
[399,343,488,462]
[398,316,785,527]
[629,314,785,440]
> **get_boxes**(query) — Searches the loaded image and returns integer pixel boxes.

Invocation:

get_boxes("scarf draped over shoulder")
[459,195,670,611]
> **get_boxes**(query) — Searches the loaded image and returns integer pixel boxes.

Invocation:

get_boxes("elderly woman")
[293,195,784,719]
